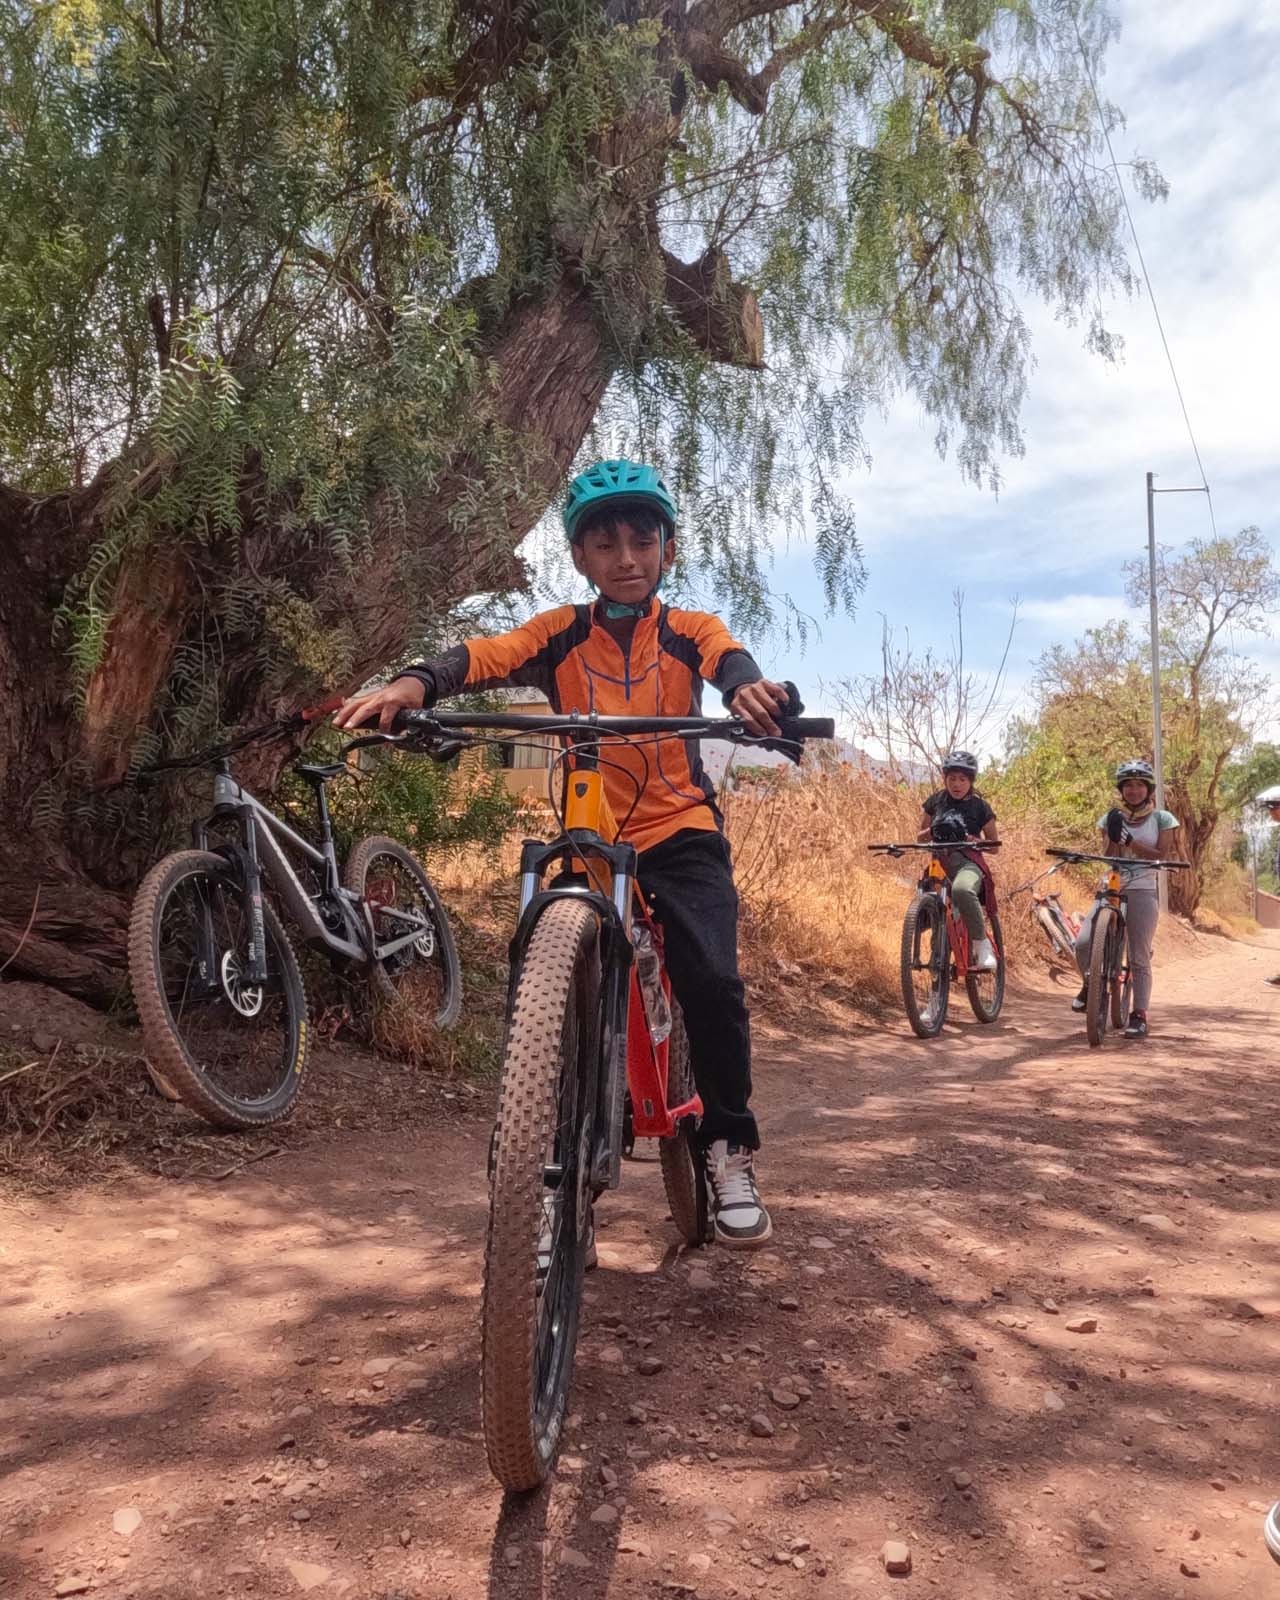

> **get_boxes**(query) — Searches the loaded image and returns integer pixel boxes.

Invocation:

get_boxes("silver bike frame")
[211,773,426,966]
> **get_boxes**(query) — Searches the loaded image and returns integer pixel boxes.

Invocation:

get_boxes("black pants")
[636,828,757,1151]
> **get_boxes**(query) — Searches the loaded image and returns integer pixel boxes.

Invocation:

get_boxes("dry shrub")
[724,762,1096,1016]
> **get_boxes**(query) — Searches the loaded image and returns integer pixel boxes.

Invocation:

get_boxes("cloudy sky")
[752,0,1280,748]
[515,0,1279,756]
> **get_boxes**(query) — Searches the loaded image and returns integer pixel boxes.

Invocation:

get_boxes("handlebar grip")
[391,708,434,732]
[777,717,835,740]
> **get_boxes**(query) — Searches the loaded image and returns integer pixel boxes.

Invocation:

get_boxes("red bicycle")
[868,840,1004,1037]
[387,703,832,1490]
[1009,858,1081,962]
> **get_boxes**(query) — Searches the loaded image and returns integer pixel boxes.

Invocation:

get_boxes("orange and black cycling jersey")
[396,597,762,853]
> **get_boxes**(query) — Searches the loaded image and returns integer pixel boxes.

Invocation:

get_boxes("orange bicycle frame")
[554,751,702,1141]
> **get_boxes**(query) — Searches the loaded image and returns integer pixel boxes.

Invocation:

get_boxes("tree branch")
[662,247,764,367]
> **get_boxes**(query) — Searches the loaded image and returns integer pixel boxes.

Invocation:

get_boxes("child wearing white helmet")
[1071,760,1179,1039]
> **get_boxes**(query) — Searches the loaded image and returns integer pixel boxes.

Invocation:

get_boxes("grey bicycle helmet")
[1115,758,1156,789]
[942,749,979,777]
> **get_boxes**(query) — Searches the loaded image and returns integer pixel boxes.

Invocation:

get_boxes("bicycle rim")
[901,894,949,1038]
[132,854,307,1128]
[482,898,597,1491]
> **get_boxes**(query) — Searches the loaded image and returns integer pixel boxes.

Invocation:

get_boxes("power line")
[1071,7,1218,536]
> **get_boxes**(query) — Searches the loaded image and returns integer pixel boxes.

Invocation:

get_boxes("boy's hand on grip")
[730,678,789,737]
[332,677,426,733]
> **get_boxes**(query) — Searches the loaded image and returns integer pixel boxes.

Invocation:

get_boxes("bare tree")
[833,592,1018,782]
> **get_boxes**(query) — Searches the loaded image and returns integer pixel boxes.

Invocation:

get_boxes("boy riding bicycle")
[335,459,786,1247]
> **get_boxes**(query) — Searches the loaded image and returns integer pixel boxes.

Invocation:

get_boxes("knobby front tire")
[129,850,309,1130]
[481,897,599,1492]
[966,910,1006,1024]
[901,893,950,1038]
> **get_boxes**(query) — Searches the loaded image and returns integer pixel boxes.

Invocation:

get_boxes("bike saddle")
[295,762,346,783]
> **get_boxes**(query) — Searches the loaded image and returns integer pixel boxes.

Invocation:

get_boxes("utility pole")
[1145,471,1211,914]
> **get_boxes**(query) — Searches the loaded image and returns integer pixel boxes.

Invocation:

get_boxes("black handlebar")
[388,708,835,742]
[1045,848,1189,869]
[868,840,1001,855]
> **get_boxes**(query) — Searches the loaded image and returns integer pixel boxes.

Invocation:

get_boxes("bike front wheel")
[482,897,599,1491]
[129,850,309,1130]
[901,893,950,1038]
[1085,904,1118,1049]
[965,909,1006,1024]
[343,835,462,1028]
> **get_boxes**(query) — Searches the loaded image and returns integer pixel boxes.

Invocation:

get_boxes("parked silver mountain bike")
[128,707,460,1130]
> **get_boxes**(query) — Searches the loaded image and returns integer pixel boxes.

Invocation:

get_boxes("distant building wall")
[1256,891,1280,930]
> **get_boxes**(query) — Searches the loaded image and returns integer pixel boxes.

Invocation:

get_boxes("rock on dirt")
[749,1412,776,1438]
[54,1580,92,1598]
[1065,1316,1099,1333]
[111,1506,142,1538]
[880,1540,912,1575]
[1137,1212,1178,1234]
[284,1560,332,1591]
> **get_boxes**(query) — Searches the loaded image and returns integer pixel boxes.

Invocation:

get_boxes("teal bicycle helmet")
[562,459,678,544]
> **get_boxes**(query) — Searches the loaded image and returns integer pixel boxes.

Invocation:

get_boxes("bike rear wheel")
[901,893,950,1038]
[482,898,599,1491]
[1109,925,1133,1031]
[343,835,462,1027]
[129,850,309,1130]
[966,909,1006,1023]
[1085,904,1117,1049]
[658,1000,705,1246]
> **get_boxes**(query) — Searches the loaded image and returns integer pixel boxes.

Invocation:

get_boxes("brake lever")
[340,731,415,757]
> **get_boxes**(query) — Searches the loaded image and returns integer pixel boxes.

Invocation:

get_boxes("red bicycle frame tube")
[625,909,702,1138]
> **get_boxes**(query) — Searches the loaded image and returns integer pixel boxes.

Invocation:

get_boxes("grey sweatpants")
[1075,884,1159,1012]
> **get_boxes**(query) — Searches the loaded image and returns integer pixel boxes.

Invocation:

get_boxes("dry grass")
[722,765,1095,1017]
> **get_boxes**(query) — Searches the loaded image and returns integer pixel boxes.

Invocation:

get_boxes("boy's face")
[944,770,972,800]
[572,517,674,604]
[1120,778,1151,808]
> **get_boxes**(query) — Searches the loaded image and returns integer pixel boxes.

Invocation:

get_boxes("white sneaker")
[705,1141,772,1248]
[971,938,998,972]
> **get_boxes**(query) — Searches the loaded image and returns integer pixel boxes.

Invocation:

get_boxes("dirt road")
[4,934,1280,1600]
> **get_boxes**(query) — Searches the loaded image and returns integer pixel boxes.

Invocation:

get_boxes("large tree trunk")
[0,276,625,1000]
[0,242,764,999]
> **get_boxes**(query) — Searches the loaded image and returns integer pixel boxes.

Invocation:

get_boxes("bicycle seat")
[295,762,346,783]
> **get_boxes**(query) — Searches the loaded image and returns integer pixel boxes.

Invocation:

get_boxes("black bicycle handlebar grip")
[777,716,835,740]
[391,708,432,732]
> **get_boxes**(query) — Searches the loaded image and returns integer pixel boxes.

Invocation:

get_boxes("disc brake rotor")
[220,949,265,1018]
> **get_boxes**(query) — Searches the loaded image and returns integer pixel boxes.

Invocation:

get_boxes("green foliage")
[992,529,1279,911]
[281,739,519,863]
[1222,744,1280,815]
[2,0,1146,657]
